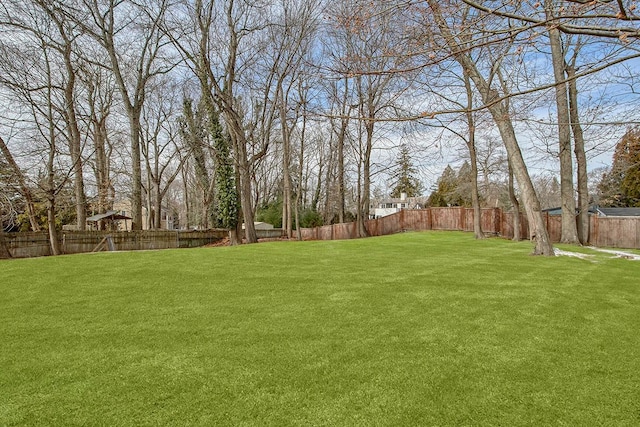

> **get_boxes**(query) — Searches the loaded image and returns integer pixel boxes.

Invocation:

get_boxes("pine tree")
[598,127,640,207]
[389,144,422,198]
[428,165,457,207]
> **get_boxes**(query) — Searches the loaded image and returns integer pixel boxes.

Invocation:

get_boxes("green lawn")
[1,232,639,426]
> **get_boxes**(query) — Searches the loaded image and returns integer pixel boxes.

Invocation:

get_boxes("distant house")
[371,193,428,219]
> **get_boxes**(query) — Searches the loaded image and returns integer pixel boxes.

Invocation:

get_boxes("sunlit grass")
[1,232,639,425]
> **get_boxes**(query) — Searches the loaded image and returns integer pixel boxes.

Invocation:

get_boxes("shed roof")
[596,207,640,217]
[86,210,132,222]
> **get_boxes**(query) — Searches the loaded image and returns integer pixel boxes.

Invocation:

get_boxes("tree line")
[1,0,639,255]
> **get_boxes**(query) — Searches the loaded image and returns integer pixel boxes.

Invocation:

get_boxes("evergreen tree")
[450,161,474,207]
[598,127,640,207]
[389,144,422,198]
[428,165,457,207]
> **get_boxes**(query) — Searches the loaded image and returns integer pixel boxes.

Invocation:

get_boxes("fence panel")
[298,208,640,250]
[402,210,431,231]
[430,207,464,230]
[500,212,529,240]
[590,216,640,248]
[1,230,228,259]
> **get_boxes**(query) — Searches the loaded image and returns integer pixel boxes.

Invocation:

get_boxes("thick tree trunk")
[94,120,110,214]
[567,65,590,245]
[508,163,521,241]
[46,126,60,255]
[231,127,258,244]
[546,0,579,244]
[62,41,86,231]
[494,106,554,254]
[47,197,61,256]
[154,181,162,229]
[357,121,373,238]
[337,118,347,224]
[129,112,143,230]
[428,0,554,255]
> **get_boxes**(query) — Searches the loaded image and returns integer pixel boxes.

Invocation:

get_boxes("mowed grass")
[1,232,639,426]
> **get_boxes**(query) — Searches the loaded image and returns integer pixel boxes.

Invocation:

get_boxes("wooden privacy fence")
[1,228,288,259]
[300,207,640,250]
[1,230,228,259]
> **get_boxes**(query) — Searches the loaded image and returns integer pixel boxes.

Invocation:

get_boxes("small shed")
[86,210,132,231]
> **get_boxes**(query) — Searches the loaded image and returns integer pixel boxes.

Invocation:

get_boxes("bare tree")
[81,66,116,223]
[425,0,555,255]
[70,0,174,230]
[545,0,580,244]
[325,0,407,237]
[141,80,186,229]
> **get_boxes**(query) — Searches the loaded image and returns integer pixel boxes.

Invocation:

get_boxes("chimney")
[401,192,407,201]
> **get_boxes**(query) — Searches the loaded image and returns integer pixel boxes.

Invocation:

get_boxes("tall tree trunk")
[335,79,350,224]
[86,75,113,222]
[94,119,110,214]
[46,137,60,256]
[42,1,86,231]
[280,88,293,239]
[47,196,60,256]
[230,124,258,243]
[428,0,554,255]
[546,0,579,244]
[65,85,86,230]
[567,64,590,245]
[129,111,144,230]
[337,126,346,224]
[357,119,373,238]
[464,71,484,239]
[61,35,86,231]
[154,180,162,229]
[219,1,258,244]
[508,163,521,241]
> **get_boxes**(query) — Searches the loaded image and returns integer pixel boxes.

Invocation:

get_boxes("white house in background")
[371,192,428,218]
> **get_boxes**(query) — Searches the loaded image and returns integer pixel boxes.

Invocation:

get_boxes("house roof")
[596,207,640,217]
[86,210,132,222]
[542,206,598,216]
[542,206,640,217]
